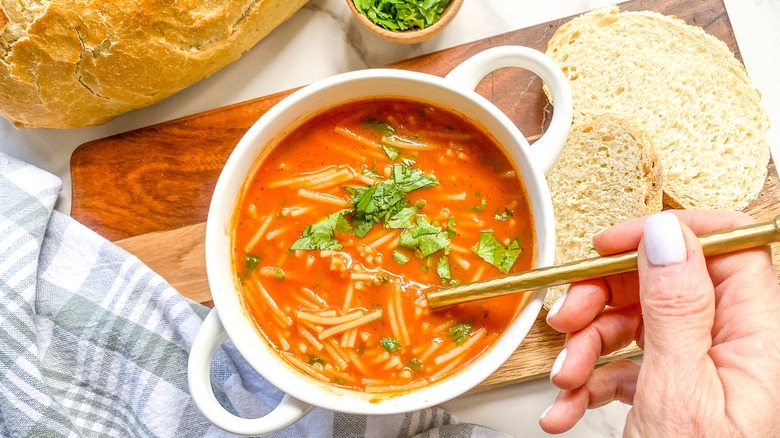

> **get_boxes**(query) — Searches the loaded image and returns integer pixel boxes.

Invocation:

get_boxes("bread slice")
[545,6,769,211]
[544,113,662,309]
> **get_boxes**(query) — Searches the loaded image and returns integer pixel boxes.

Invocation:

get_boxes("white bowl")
[188,46,572,436]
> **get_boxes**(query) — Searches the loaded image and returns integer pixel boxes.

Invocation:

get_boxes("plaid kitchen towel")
[0,152,511,438]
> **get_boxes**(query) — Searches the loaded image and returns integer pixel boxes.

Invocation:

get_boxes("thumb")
[638,212,715,365]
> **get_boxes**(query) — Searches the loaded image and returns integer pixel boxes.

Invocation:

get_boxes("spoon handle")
[426,214,780,309]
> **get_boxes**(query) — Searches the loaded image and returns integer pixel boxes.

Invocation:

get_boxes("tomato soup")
[233,98,534,393]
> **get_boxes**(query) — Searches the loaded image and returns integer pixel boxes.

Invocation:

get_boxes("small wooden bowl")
[346,0,464,44]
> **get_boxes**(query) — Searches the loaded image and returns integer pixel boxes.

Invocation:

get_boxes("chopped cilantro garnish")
[244,255,262,272]
[387,202,423,228]
[289,210,352,251]
[353,0,454,31]
[348,183,404,230]
[494,208,513,221]
[391,163,438,192]
[362,119,395,135]
[380,337,402,353]
[406,358,424,374]
[436,255,451,283]
[347,163,438,236]
[392,250,410,265]
[399,215,450,258]
[448,323,473,345]
[351,218,375,239]
[474,232,522,274]
[446,216,457,238]
[380,144,400,160]
[290,162,441,252]
[275,268,285,280]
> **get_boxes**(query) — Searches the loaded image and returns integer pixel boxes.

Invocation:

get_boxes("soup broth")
[233,98,534,393]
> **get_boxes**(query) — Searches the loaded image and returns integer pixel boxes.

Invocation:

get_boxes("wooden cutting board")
[70,0,780,391]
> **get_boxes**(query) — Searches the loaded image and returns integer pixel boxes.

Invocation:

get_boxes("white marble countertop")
[2,0,778,436]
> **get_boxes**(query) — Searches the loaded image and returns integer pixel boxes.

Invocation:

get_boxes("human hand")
[539,210,780,436]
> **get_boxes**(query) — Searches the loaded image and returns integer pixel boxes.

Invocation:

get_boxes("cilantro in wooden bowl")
[347,0,463,44]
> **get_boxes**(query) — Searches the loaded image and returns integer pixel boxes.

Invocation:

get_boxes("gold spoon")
[426,214,780,309]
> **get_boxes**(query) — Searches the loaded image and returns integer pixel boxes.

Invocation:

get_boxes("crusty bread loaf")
[545,6,769,211]
[0,0,308,128]
[544,113,663,309]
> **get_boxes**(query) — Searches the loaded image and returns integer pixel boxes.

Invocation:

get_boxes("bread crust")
[545,5,770,212]
[0,0,308,128]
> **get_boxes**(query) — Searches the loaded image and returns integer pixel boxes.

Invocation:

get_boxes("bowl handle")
[188,309,311,436]
[445,46,572,176]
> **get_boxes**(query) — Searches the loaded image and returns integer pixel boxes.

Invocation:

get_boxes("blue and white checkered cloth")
[0,152,510,437]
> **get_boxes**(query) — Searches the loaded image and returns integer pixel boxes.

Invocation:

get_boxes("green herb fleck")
[380,144,400,160]
[334,377,346,385]
[275,268,285,280]
[436,255,451,283]
[380,337,402,353]
[392,250,410,265]
[406,358,424,374]
[494,208,513,221]
[471,197,488,213]
[244,255,262,272]
[448,323,473,345]
[308,357,326,365]
[474,232,522,274]
[446,216,457,238]
[362,119,395,135]
[290,210,352,251]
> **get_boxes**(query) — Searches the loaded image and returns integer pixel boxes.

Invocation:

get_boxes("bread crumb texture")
[544,113,663,308]
[0,0,308,128]
[546,5,769,211]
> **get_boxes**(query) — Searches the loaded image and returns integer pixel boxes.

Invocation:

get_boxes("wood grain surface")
[71,0,780,390]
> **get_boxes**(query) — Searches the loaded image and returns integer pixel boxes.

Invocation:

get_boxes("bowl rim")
[346,0,464,44]
[205,67,553,414]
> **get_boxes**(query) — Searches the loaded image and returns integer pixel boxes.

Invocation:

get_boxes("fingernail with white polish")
[546,293,567,321]
[550,348,567,380]
[643,212,687,266]
[540,403,554,421]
